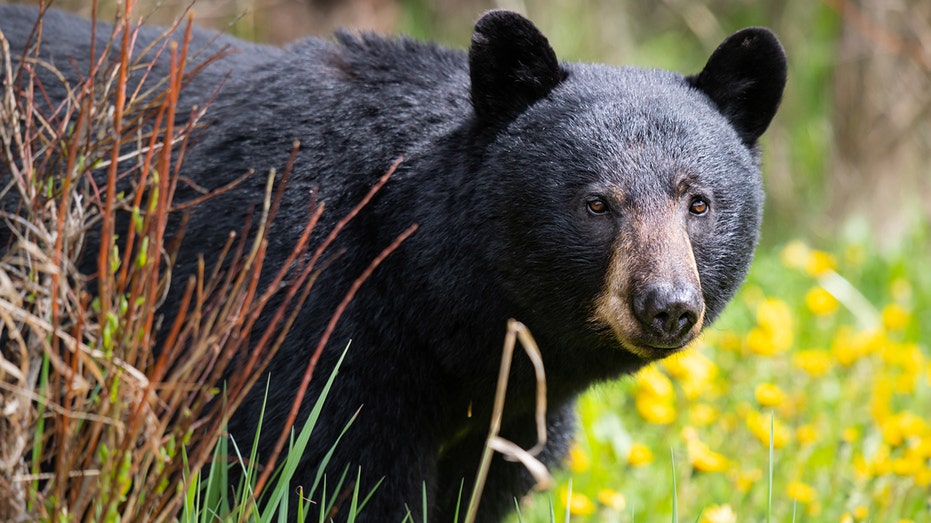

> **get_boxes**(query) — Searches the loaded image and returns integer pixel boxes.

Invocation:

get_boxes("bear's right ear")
[688,27,787,147]
[469,10,566,128]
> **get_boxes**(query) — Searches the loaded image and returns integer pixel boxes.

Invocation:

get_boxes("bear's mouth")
[622,339,691,361]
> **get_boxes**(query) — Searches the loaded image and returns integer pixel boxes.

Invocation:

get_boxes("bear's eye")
[689,197,709,216]
[586,198,608,216]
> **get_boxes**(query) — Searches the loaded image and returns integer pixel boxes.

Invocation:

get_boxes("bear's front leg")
[289,414,440,522]
[434,401,577,522]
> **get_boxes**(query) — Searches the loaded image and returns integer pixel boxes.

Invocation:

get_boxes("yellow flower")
[796,424,817,446]
[635,366,674,400]
[881,410,930,447]
[627,443,653,467]
[635,366,677,424]
[792,349,833,376]
[699,504,737,523]
[746,298,794,356]
[688,403,718,427]
[636,395,677,424]
[596,488,627,510]
[754,383,787,408]
[786,480,816,504]
[732,467,762,493]
[832,327,884,366]
[715,331,743,352]
[881,303,910,331]
[853,505,869,519]
[891,457,919,476]
[805,249,836,277]
[664,350,719,400]
[683,427,729,473]
[805,286,839,315]
[781,241,837,276]
[842,427,860,443]
[746,410,792,448]
[756,297,793,333]
[913,466,931,487]
[871,444,892,476]
[869,378,894,425]
[690,446,729,473]
[664,349,718,383]
[852,453,871,480]
[560,489,595,516]
[894,410,929,438]
[567,444,590,473]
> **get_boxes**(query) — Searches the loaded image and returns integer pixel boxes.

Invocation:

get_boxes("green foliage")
[178,344,378,522]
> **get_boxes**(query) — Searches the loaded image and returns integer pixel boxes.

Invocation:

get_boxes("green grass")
[510,236,931,522]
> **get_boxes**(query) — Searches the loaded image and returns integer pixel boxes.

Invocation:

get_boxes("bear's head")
[468,11,786,364]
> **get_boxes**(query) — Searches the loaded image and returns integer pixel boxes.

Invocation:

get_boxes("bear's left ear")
[469,10,566,128]
[688,28,787,147]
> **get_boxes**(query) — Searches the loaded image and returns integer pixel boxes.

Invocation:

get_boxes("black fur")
[0,7,786,522]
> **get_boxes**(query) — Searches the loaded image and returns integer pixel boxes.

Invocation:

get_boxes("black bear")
[0,5,786,522]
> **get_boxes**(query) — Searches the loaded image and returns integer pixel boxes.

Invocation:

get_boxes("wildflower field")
[513,235,931,522]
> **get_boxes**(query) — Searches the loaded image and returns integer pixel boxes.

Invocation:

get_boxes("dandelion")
[699,504,737,523]
[754,382,787,408]
[832,327,884,366]
[747,298,794,355]
[746,410,792,448]
[635,366,677,424]
[881,303,910,331]
[636,395,677,425]
[756,297,794,332]
[912,466,931,487]
[871,444,893,476]
[635,366,674,399]
[567,444,590,473]
[805,249,836,277]
[796,424,817,446]
[664,350,719,400]
[561,488,595,516]
[786,480,816,504]
[596,489,627,510]
[627,443,653,467]
[805,286,839,315]
[688,403,718,427]
[732,467,762,493]
[792,349,833,376]
[780,241,836,276]
[852,453,871,480]
[842,427,860,443]
[683,427,729,473]
[869,378,894,425]
[891,457,919,477]
[853,505,869,519]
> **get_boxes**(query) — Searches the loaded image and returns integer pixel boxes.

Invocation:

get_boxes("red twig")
[253,220,419,497]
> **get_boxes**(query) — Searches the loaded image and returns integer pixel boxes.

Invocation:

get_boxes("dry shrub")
[0,3,407,521]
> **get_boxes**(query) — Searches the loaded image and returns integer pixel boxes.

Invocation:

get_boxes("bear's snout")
[632,283,703,348]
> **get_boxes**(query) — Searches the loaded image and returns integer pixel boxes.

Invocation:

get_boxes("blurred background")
[11,0,931,253]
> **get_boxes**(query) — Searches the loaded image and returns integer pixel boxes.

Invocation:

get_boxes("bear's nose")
[632,284,702,347]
